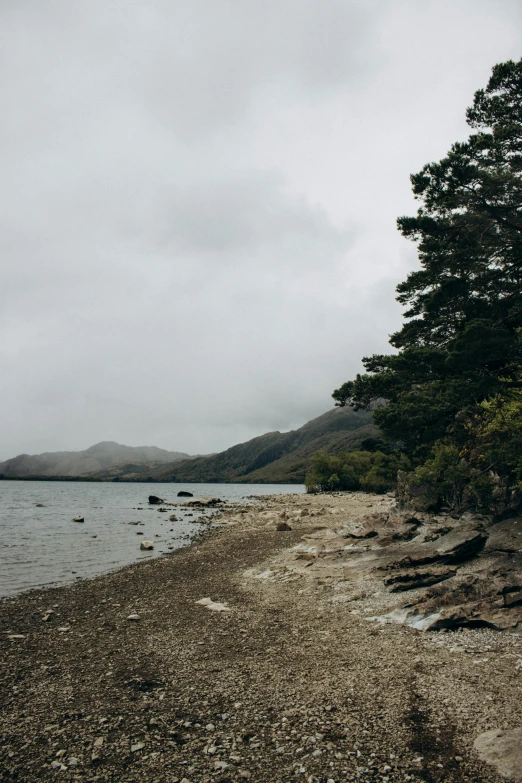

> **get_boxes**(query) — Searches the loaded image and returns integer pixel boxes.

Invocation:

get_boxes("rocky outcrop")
[264,503,522,632]
[148,495,164,504]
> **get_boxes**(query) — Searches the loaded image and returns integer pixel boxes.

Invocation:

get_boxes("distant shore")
[0,475,302,483]
[0,492,514,782]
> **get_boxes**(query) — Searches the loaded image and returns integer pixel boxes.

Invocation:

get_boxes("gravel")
[0,492,515,782]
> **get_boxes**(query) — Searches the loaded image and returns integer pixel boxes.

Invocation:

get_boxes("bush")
[305,450,410,494]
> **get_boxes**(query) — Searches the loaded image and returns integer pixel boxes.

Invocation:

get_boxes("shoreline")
[0,491,516,782]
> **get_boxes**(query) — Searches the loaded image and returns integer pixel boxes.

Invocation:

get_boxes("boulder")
[73,516,84,523]
[276,522,292,531]
[169,514,178,521]
[396,470,439,512]
[148,495,164,504]
[474,728,522,780]
[177,491,193,497]
[140,541,155,550]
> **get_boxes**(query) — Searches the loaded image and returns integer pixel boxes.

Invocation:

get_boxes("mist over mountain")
[0,442,190,478]
[85,407,378,484]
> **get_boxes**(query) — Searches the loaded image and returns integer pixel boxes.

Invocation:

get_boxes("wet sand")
[0,492,518,782]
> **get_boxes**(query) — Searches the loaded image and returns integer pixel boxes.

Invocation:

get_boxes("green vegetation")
[330,59,522,513]
[305,449,410,494]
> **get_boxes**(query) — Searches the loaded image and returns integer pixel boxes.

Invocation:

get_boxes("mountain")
[86,407,378,484]
[0,441,190,478]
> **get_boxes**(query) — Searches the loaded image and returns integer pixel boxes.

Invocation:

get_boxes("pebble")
[131,742,145,752]
[127,614,141,621]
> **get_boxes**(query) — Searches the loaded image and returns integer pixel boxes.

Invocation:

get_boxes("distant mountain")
[0,441,190,478]
[86,407,379,484]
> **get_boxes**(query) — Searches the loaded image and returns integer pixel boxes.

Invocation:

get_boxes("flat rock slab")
[474,728,522,780]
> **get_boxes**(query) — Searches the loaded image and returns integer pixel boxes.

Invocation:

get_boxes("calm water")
[0,481,304,598]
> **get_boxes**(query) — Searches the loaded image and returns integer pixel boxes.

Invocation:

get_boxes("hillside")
[0,441,190,478]
[87,407,378,484]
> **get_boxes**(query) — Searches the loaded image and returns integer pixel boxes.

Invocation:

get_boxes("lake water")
[0,481,304,598]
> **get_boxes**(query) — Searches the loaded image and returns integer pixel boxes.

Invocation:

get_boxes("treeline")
[322,59,522,514]
[305,446,410,494]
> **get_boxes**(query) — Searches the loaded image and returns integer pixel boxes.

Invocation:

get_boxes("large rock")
[384,566,457,592]
[182,497,222,507]
[474,728,522,781]
[177,491,193,497]
[396,470,439,512]
[140,541,155,550]
[148,495,164,504]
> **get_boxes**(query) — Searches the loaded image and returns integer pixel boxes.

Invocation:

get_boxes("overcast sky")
[1,0,521,458]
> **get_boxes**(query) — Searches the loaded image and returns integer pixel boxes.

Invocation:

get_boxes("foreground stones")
[140,540,155,550]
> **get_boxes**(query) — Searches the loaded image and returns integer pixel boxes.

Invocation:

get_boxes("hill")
[87,407,378,484]
[0,441,190,478]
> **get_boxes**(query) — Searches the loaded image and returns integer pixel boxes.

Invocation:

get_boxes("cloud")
[1,0,521,457]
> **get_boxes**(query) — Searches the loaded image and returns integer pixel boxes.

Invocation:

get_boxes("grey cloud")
[1,0,521,458]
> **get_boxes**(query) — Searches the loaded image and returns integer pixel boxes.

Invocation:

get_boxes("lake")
[0,481,304,598]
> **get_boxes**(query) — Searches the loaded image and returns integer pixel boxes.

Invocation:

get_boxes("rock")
[195,597,231,612]
[128,520,141,525]
[169,514,178,521]
[93,737,104,748]
[276,522,292,531]
[127,614,141,621]
[131,742,145,752]
[67,757,79,766]
[140,540,155,550]
[73,516,84,523]
[42,611,53,622]
[182,497,222,507]
[384,566,457,592]
[474,728,522,780]
[36,503,45,507]
[396,470,439,512]
[51,761,66,770]
[148,495,164,504]
[177,491,193,497]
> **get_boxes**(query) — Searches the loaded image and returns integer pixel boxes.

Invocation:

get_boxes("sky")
[1,0,522,458]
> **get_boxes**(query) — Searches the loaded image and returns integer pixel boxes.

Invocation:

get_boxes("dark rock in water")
[73,516,84,523]
[177,491,193,497]
[276,522,292,531]
[36,503,45,507]
[148,495,164,504]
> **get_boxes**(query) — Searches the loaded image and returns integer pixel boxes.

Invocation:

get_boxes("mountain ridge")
[0,441,190,478]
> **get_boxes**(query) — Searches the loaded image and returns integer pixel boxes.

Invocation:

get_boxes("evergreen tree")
[333,59,522,460]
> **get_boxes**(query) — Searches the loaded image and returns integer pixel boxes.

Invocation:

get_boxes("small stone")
[68,758,79,767]
[311,749,322,757]
[93,737,104,748]
[51,761,66,770]
[238,772,251,780]
[131,742,145,752]
[205,723,215,731]
[140,540,154,550]
[214,761,229,770]
[55,749,66,758]
[127,614,141,621]
[454,756,463,762]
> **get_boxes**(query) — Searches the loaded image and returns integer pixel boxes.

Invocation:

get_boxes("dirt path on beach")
[1,492,520,783]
